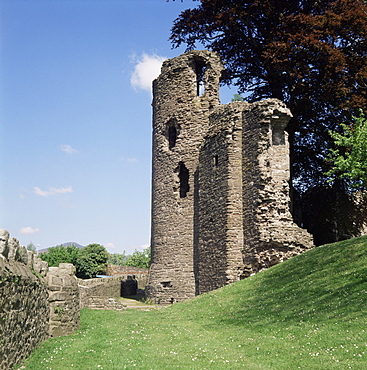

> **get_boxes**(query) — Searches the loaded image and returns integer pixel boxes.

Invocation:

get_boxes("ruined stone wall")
[0,230,80,370]
[106,264,148,275]
[78,276,123,309]
[241,99,314,276]
[83,297,126,311]
[147,50,224,304]
[47,264,79,337]
[0,230,49,370]
[197,103,245,294]
[106,265,148,289]
[0,229,150,366]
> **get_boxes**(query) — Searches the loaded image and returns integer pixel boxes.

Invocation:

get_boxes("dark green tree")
[75,243,109,279]
[39,245,80,267]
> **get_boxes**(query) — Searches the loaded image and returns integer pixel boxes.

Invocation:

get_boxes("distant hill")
[58,242,85,249]
[37,242,85,254]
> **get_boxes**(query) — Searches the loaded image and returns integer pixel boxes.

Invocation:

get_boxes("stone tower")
[146,51,314,304]
[146,51,224,304]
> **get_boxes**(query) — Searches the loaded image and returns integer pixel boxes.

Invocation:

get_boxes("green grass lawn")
[16,236,367,369]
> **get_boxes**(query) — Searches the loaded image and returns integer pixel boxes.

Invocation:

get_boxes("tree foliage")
[326,110,367,188]
[170,0,367,193]
[108,252,127,266]
[39,245,80,267]
[40,243,149,278]
[231,94,245,102]
[26,242,37,252]
[108,248,151,269]
[124,247,151,269]
[75,243,109,279]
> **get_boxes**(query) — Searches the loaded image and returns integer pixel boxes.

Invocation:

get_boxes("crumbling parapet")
[241,99,314,276]
[0,229,81,369]
[78,275,125,309]
[47,263,80,337]
[0,229,49,370]
[0,229,48,275]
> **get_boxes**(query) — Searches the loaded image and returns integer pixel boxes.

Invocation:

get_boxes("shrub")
[75,243,109,279]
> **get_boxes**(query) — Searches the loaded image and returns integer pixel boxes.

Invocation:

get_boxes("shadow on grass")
[190,236,367,330]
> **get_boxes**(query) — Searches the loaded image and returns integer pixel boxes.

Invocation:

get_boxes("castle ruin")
[146,50,314,304]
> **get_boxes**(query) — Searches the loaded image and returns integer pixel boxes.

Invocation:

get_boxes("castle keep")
[146,51,313,304]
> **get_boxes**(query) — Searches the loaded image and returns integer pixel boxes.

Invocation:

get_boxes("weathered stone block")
[17,245,28,264]
[33,256,43,274]
[26,250,34,267]
[40,261,48,276]
[7,237,19,260]
[0,254,5,270]
[0,229,9,255]
[49,291,68,301]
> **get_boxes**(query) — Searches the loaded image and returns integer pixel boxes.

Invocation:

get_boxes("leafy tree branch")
[326,110,367,189]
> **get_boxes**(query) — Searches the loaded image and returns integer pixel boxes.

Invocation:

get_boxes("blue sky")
[0,0,235,254]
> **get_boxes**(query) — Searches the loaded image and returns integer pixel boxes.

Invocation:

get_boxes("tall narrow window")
[178,162,189,198]
[272,126,285,145]
[195,60,207,96]
[214,154,219,167]
[168,126,177,150]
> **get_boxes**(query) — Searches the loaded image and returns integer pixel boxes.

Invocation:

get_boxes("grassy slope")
[18,236,367,369]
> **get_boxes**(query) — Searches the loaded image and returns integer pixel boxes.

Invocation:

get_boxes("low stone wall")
[78,276,123,309]
[82,297,126,310]
[0,230,49,369]
[106,265,149,290]
[0,230,80,370]
[106,265,149,275]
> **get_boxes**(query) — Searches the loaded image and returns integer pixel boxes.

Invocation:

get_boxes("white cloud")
[59,144,78,155]
[120,155,139,164]
[130,53,165,92]
[104,242,116,250]
[33,186,74,197]
[19,227,40,235]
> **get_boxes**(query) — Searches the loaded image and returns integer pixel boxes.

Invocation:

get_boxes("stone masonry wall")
[78,276,123,309]
[241,100,314,276]
[0,229,148,367]
[0,230,80,370]
[197,103,246,294]
[47,264,79,337]
[0,230,49,370]
[147,50,224,304]
[106,264,149,289]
